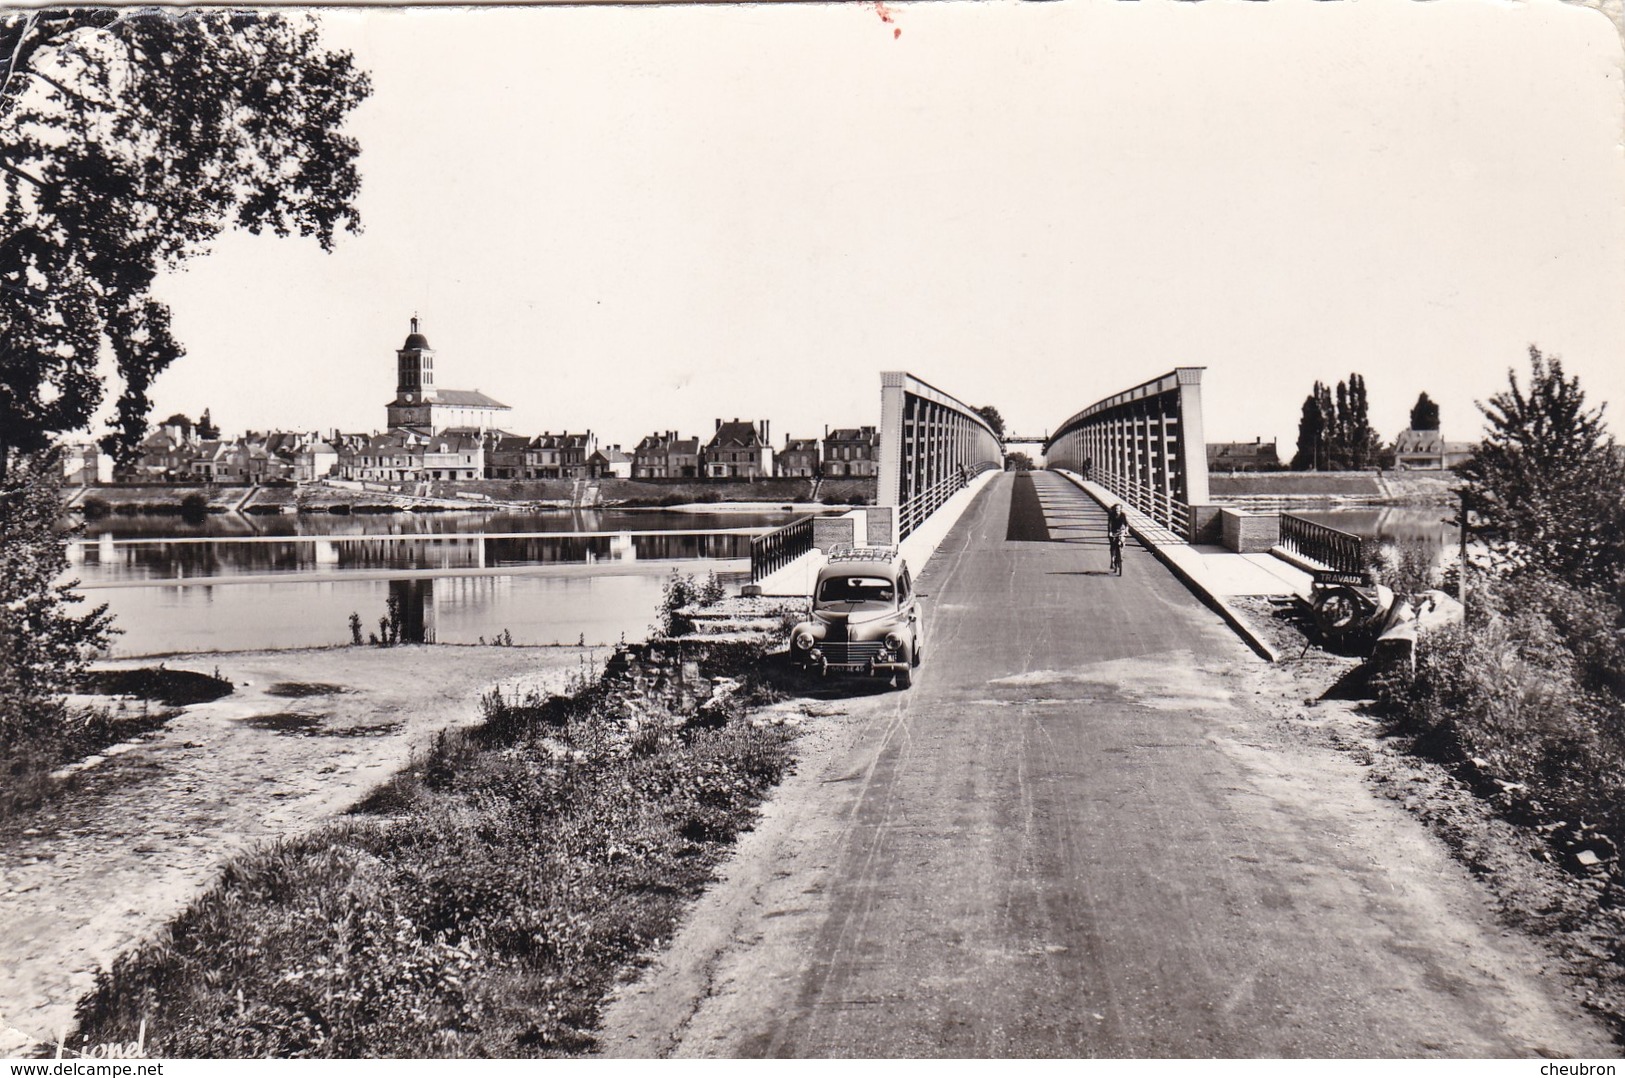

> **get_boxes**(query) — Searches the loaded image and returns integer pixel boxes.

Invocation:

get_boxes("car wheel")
[895,667,912,690]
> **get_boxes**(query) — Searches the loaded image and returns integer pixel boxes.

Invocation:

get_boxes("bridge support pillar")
[1176,368,1209,506]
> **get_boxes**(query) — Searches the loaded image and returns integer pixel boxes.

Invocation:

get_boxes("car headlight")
[793,631,815,650]
[884,630,905,652]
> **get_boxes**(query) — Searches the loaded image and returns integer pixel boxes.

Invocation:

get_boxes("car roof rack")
[825,546,900,564]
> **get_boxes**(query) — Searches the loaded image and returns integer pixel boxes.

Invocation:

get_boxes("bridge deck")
[601,471,1609,1058]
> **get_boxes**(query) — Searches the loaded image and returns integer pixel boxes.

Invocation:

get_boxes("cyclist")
[1106,502,1129,576]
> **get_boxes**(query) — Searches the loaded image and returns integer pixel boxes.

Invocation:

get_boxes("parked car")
[788,547,924,689]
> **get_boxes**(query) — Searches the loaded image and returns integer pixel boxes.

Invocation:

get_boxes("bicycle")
[1108,531,1124,576]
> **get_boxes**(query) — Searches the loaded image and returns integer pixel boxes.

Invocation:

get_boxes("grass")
[71,642,795,1057]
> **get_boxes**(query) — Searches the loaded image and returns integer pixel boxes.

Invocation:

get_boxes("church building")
[385,317,511,435]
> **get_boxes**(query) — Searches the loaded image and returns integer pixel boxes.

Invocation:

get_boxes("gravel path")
[0,645,595,1055]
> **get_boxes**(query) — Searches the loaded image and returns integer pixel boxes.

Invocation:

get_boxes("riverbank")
[1209,469,1458,508]
[0,644,594,1053]
[58,639,798,1057]
[66,476,877,517]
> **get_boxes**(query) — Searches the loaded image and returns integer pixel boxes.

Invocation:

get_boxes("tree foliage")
[1458,345,1624,589]
[1291,386,1328,470]
[0,9,370,469]
[1409,392,1440,432]
[1290,373,1380,470]
[1,452,115,751]
[974,404,1005,439]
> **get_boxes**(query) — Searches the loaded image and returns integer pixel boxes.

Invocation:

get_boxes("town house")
[703,419,773,479]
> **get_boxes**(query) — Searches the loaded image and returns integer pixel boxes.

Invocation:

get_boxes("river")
[1289,505,1461,569]
[67,508,813,656]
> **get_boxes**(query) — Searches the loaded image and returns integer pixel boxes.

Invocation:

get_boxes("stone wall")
[865,506,894,547]
[812,516,856,552]
[1220,508,1280,553]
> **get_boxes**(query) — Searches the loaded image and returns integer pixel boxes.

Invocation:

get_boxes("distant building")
[1393,429,1475,470]
[384,317,511,435]
[423,430,485,481]
[341,429,429,482]
[588,445,633,479]
[132,428,195,481]
[821,425,878,478]
[526,432,597,479]
[483,432,531,480]
[632,431,701,479]
[776,436,820,478]
[60,442,112,485]
[704,419,773,479]
[1207,437,1280,472]
[291,438,338,482]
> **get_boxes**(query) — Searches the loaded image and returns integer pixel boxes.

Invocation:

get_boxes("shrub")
[696,571,726,607]
[81,496,110,520]
[1368,537,1440,600]
[1382,572,1625,849]
[179,492,210,522]
[656,570,697,637]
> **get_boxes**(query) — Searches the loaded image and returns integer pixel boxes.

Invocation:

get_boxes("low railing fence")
[897,461,996,541]
[1092,467,1191,540]
[1279,513,1364,574]
[750,515,814,581]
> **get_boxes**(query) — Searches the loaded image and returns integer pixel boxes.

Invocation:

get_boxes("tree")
[1343,373,1381,470]
[1458,345,1625,588]
[1291,387,1326,470]
[0,11,367,772]
[1,452,115,752]
[1409,392,1441,432]
[1290,374,1380,470]
[195,408,219,440]
[0,10,370,472]
[975,405,1005,439]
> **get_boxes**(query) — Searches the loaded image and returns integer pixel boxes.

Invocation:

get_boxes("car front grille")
[821,641,884,665]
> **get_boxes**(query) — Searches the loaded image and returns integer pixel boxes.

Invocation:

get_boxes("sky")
[143,0,1625,456]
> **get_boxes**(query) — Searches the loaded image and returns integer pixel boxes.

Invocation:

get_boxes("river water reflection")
[70,508,807,656]
[1290,506,1460,568]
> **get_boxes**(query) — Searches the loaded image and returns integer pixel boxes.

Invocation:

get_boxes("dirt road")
[598,471,1614,1058]
[0,645,592,1054]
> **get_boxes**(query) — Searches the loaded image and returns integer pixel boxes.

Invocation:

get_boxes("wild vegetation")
[0,456,118,817]
[1380,347,1625,875]
[72,641,795,1057]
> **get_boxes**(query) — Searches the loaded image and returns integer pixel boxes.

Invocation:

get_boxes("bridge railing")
[895,459,998,540]
[1093,466,1190,538]
[1279,513,1365,575]
[878,373,1004,540]
[750,515,814,581]
[1045,368,1209,541]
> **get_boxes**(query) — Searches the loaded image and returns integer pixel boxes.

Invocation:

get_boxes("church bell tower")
[388,316,436,430]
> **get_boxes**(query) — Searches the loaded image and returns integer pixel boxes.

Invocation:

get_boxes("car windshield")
[817,575,895,605]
